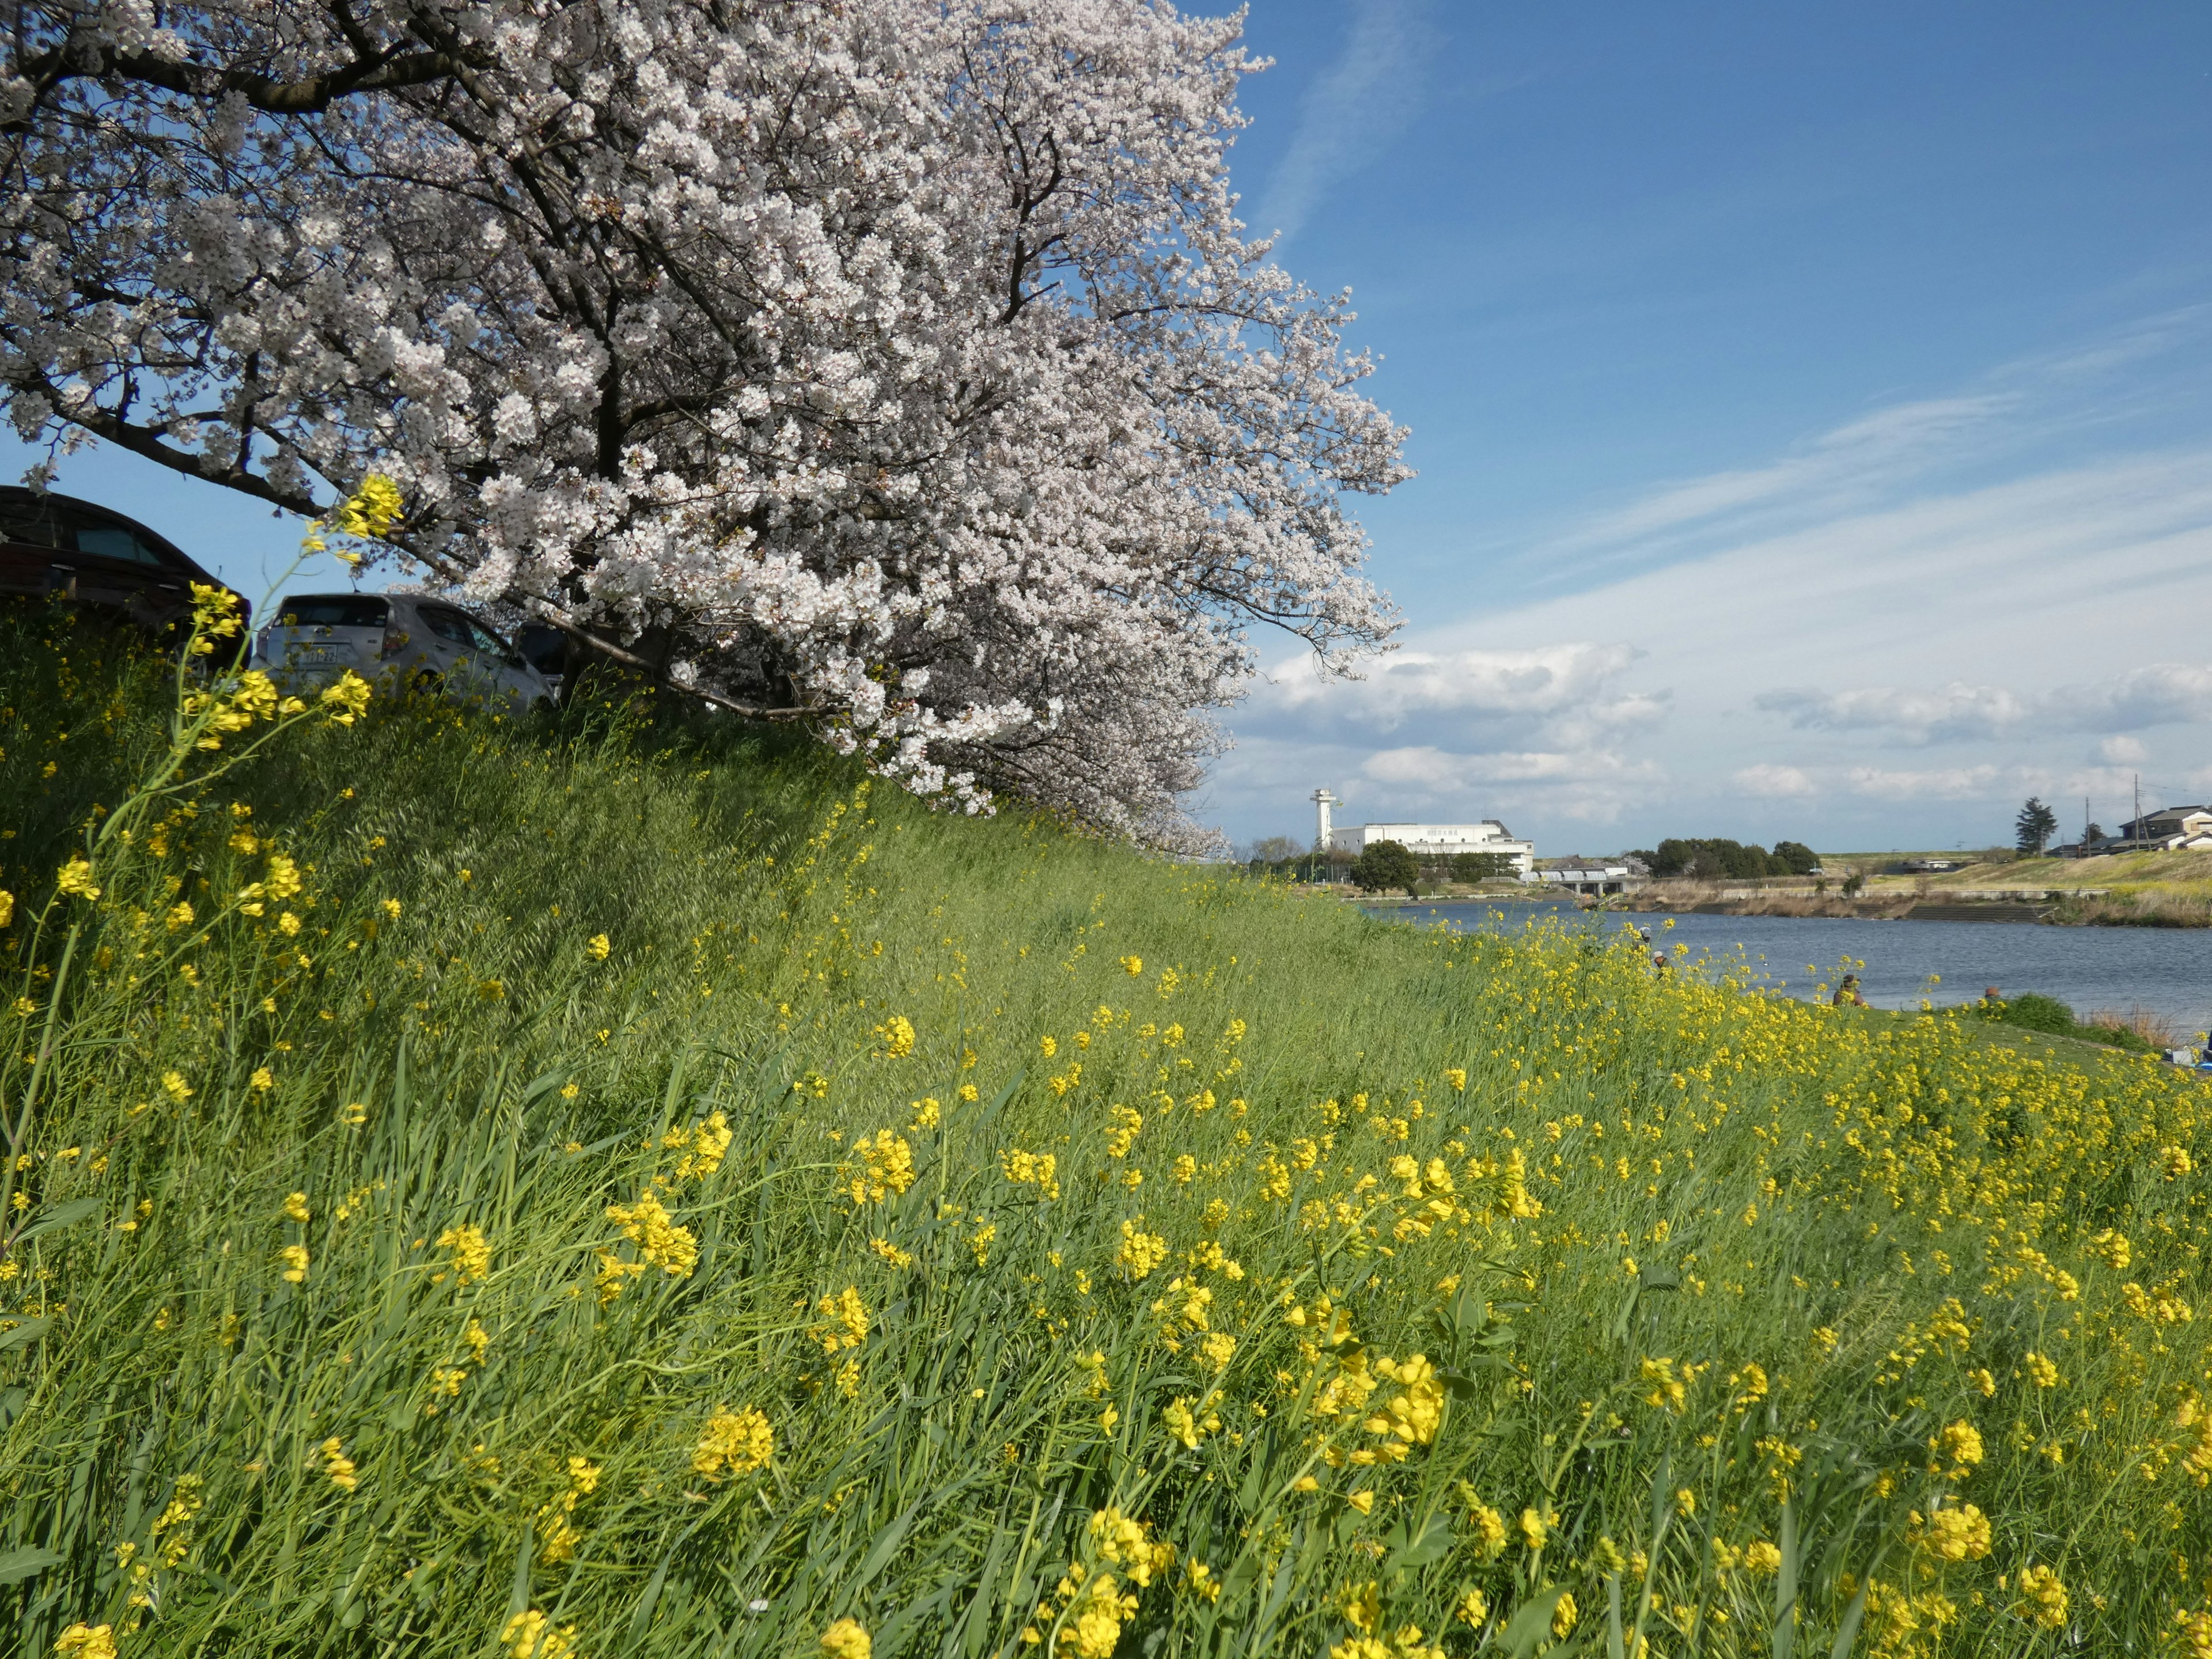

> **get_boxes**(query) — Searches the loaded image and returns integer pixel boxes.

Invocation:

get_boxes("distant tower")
[1311,788,1340,853]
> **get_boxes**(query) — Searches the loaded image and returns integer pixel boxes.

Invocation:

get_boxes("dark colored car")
[0,486,245,633]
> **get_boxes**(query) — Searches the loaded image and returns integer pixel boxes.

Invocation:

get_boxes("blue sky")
[1212,0,2212,855]
[17,3,2212,857]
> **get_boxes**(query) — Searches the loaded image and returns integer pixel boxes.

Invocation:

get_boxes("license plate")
[290,646,343,666]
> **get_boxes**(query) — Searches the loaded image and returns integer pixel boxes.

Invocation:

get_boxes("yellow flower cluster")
[695,1405,775,1479]
[813,1286,870,1353]
[838,1130,915,1207]
[501,1609,578,1659]
[1002,1147,1060,1200]
[874,1014,916,1057]
[1115,1219,1168,1280]
[597,1191,698,1300]
[436,1223,493,1285]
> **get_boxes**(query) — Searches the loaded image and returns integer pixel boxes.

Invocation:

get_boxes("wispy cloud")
[1252,0,1438,247]
[1758,663,2212,745]
[1564,395,2017,556]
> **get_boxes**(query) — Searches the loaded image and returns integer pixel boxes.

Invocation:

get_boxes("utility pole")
[2134,773,2143,849]
[2084,796,2091,851]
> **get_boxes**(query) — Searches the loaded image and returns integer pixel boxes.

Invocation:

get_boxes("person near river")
[1834,974,1867,1008]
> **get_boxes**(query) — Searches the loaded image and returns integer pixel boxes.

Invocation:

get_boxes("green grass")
[3,603,2211,1658]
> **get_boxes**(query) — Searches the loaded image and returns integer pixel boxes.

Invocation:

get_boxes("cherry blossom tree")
[1,0,1406,843]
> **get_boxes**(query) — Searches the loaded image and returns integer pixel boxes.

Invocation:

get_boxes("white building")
[1325,815,1536,875]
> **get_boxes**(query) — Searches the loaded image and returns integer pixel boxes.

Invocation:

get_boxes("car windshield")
[276,595,390,628]
[0,498,67,550]
[71,520,167,566]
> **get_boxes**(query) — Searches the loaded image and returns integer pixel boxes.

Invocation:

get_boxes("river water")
[1375,900,2212,1035]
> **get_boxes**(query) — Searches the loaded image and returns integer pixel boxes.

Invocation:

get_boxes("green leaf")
[1500,1586,1571,1657]
[1829,1576,1869,1658]
[1383,1512,1455,1573]
[14,1196,100,1245]
[1773,1498,1798,1659]
[0,1546,60,1586]
[0,1319,51,1353]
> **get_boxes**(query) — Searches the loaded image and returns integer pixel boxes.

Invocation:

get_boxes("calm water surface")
[1373,900,2212,1032]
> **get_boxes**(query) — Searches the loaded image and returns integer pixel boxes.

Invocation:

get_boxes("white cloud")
[1733,764,1817,797]
[2062,662,2212,730]
[1353,743,1663,822]
[1262,641,1650,728]
[1252,0,1438,246]
[2098,734,2149,764]
[1755,681,2029,744]
[1845,765,2002,800]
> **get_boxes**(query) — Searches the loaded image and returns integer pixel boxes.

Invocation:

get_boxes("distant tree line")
[1628,838,1820,878]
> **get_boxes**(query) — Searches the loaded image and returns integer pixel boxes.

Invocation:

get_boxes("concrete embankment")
[1612,890,2059,924]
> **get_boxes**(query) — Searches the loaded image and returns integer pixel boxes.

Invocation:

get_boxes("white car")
[253,592,557,710]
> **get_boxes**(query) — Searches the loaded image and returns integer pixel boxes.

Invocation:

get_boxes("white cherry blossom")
[2,0,1407,844]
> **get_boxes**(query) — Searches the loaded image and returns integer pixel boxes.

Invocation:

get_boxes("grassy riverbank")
[6,607,2212,1657]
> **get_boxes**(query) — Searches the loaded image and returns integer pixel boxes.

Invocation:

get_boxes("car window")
[0,499,66,550]
[465,618,515,658]
[276,595,390,628]
[416,606,476,646]
[71,520,167,566]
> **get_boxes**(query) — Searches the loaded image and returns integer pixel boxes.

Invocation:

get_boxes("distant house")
[1900,857,1964,873]
[1328,818,1536,876]
[2108,806,2212,851]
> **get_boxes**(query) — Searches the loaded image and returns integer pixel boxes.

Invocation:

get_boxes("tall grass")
[3,602,2210,1658]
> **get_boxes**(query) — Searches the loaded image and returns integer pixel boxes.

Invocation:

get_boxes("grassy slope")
[4,609,2211,1658]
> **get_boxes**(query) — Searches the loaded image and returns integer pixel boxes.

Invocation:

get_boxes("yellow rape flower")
[2015,1564,2069,1628]
[585,933,611,961]
[54,1626,117,1659]
[695,1405,774,1479]
[55,857,100,901]
[318,671,372,725]
[278,1244,309,1283]
[437,1223,493,1285]
[1925,1503,1991,1562]
[603,1192,698,1280]
[501,1610,577,1659]
[1941,1419,1984,1474]
[875,1014,916,1057]
[1116,1219,1168,1279]
[813,1286,870,1352]
[319,1437,357,1493]
[334,473,406,539]
[820,1619,870,1659]
[282,1191,310,1223]
[839,1130,916,1207]
[1552,1592,1578,1639]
